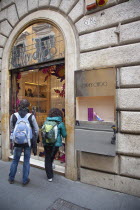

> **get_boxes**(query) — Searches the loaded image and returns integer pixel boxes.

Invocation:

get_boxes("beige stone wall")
[0,0,140,197]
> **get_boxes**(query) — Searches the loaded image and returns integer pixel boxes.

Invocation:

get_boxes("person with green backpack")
[42,108,67,182]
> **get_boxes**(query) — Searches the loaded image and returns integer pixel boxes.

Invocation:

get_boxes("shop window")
[10,23,64,69]
[75,68,116,123]
[75,68,116,156]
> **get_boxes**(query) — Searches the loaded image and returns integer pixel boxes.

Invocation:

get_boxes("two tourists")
[8,99,66,185]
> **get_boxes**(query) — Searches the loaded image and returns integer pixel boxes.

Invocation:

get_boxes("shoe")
[8,179,14,184]
[22,178,30,186]
[48,178,52,182]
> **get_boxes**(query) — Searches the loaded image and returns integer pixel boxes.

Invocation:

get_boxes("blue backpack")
[12,113,32,146]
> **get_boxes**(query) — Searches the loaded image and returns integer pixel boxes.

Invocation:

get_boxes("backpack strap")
[14,112,20,120]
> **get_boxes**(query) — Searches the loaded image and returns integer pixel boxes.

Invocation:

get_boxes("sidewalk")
[0,160,140,210]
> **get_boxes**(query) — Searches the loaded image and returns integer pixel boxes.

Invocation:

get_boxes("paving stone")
[120,66,140,88]
[69,0,84,23]
[80,27,118,52]
[59,0,78,15]
[76,0,140,34]
[14,0,28,18]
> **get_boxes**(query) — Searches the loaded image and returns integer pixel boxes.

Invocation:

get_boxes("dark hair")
[19,99,30,109]
[48,108,63,118]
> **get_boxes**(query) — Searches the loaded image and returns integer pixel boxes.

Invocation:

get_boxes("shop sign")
[75,68,116,97]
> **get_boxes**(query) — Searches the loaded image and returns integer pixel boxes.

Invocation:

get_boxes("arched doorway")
[1,10,78,180]
[10,21,65,173]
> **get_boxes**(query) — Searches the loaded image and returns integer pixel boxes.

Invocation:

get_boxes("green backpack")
[42,121,58,145]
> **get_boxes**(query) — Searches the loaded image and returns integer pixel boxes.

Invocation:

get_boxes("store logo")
[81,81,107,88]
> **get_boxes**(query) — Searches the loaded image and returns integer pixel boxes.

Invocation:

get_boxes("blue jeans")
[9,146,31,184]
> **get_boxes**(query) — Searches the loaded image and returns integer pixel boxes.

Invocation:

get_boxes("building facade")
[0,0,140,197]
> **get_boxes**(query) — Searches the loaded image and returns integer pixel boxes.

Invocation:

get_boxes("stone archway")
[1,10,79,180]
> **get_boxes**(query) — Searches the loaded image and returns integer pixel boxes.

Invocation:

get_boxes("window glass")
[75,68,116,123]
[10,23,64,69]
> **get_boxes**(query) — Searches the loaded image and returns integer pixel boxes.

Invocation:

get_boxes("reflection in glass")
[75,68,116,123]
[10,23,64,69]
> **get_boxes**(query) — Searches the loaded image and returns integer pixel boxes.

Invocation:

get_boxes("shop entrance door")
[10,64,65,170]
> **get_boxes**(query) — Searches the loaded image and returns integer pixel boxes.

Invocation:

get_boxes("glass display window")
[10,64,65,162]
[75,68,116,123]
[9,22,64,69]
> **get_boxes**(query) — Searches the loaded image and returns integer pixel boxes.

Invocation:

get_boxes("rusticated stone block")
[117,88,140,110]
[0,48,3,58]
[0,35,7,47]
[80,152,118,174]
[80,168,140,197]
[120,111,140,134]
[7,5,19,27]
[117,133,140,156]
[14,0,28,18]
[120,20,140,44]
[50,0,61,8]
[120,156,140,179]
[120,66,140,88]
[69,0,84,23]
[59,0,78,15]
[80,27,118,52]
[28,0,38,12]
[0,9,7,22]
[39,0,50,7]
[80,43,140,70]
[0,20,12,37]
[76,0,140,34]
[1,0,14,9]
[0,59,1,70]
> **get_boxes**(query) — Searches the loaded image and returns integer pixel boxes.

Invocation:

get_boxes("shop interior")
[10,64,66,167]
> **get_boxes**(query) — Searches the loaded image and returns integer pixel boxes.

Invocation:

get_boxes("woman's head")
[19,99,30,109]
[48,108,63,118]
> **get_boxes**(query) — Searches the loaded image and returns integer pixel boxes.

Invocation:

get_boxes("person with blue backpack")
[42,108,67,182]
[8,99,39,186]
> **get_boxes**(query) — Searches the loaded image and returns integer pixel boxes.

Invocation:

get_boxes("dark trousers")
[44,146,59,179]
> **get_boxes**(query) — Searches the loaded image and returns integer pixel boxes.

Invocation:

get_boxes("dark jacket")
[10,108,39,155]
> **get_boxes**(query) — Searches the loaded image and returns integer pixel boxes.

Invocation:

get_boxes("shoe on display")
[22,178,30,186]
[48,178,52,182]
